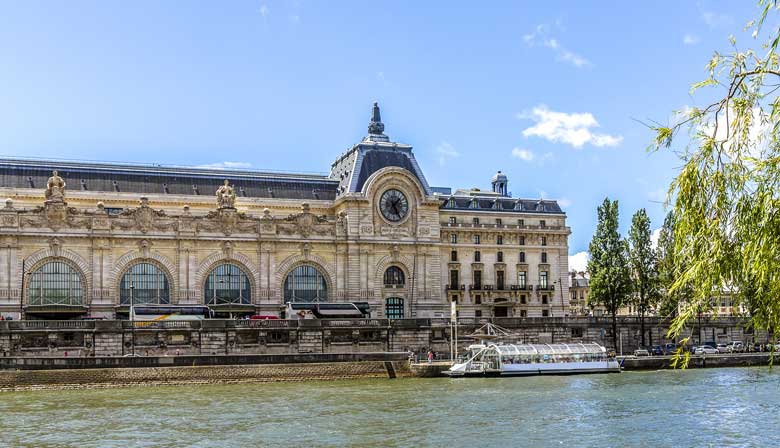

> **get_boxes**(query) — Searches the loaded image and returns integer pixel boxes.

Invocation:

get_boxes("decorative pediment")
[199,208,255,236]
[112,197,174,233]
[20,203,88,231]
[277,203,333,237]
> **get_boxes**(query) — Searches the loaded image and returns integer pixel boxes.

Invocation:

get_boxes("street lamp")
[129,283,135,356]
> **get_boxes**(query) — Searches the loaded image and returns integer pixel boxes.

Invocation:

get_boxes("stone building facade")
[0,103,570,320]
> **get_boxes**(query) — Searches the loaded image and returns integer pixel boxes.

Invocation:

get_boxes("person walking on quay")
[427,350,433,364]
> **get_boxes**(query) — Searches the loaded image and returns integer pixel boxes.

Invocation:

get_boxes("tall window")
[540,271,549,289]
[473,271,482,289]
[518,272,527,289]
[519,251,526,263]
[451,250,458,262]
[385,297,404,319]
[120,262,170,305]
[496,271,505,290]
[541,252,548,263]
[449,216,456,225]
[384,266,405,287]
[204,263,251,305]
[518,235,525,245]
[27,260,84,306]
[497,235,503,245]
[450,270,459,288]
[541,236,547,246]
[451,234,458,244]
[474,251,481,262]
[473,235,481,244]
[497,251,504,263]
[284,264,328,303]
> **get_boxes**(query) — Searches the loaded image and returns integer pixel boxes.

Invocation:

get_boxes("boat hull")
[444,361,621,377]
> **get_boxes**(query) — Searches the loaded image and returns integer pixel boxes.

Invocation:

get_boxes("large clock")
[379,189,409,222]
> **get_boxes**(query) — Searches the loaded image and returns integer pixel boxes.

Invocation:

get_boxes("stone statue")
[45,170,66,203]
[216,180,236,209]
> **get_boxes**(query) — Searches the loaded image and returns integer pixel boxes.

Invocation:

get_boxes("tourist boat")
[444,342,621,377]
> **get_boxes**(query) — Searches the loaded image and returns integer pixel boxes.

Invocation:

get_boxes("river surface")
[1,367,779,447]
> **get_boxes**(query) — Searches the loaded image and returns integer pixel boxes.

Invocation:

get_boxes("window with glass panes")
[120,262,170,305]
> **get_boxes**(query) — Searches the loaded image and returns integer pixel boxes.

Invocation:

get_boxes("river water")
[1,367,778,447]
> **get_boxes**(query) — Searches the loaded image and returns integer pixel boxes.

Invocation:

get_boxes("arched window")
[204,263,251,305]
[284,265,328,303]
[27,260,84,306]
[384,266,405,287]
[120,262,170,305]
[385,297,404,319]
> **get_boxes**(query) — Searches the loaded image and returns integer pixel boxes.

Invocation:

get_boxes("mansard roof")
[0,158,339,201]
[439,194,565,214]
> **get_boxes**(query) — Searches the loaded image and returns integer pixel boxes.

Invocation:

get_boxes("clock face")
[379,189,409,222]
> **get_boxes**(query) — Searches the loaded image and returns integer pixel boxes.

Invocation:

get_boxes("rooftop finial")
[368,101,385,136]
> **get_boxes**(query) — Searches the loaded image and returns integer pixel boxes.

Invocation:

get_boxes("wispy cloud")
[569,251,589,272]
[511,147,535,161]
[195,161,253,170]
[701,10,732,29]
[683,33,700,45]
[436,141,459,166]
[523,24,591,68]
[519,105,623,148]
[557,198,573,208]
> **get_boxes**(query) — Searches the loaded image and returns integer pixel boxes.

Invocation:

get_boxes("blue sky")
[0,1,759,269]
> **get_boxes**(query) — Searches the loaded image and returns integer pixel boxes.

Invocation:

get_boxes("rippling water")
[1,367,779,447]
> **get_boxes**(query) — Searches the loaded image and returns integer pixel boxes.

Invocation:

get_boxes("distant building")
[569,271,589,316]
[0,103,570,319]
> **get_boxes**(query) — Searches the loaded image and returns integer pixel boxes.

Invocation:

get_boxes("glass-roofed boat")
[444,342,621,377]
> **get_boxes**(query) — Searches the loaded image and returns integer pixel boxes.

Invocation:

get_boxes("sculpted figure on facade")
[45,170,66,203]
[216,180,236,209]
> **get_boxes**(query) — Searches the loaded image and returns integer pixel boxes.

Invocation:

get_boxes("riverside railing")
[0,316,747,331]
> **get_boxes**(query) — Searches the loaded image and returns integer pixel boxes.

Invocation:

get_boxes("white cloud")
[511,147,534,161]
[701,10,732,29]
[569,251,589,272]
[519,105,623,148]
[435,141,459,166]
[523,24,591,68]
[683,33,700,45]
[651,228,662,250]
[557,198,572,208]
[194,161,253,170]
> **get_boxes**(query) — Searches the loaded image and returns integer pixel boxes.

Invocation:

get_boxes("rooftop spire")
[365,101,388,141]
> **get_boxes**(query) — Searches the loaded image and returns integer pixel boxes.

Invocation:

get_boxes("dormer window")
[447,197,456,208]
[470,198,478,209]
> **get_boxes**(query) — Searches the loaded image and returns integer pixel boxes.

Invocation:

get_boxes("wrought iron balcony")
[535,284,555,291]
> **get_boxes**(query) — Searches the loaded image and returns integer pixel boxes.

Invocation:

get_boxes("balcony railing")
[446,284,466,291]
[535,284,555,291]
[469,284,494,291]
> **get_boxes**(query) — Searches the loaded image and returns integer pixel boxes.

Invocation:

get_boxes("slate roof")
[0,159,339,201]
[440,195,564,214]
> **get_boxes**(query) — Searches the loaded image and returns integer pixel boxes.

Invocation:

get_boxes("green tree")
[651,0,780,354]
[628,208,660,347]
[588,198,632,351]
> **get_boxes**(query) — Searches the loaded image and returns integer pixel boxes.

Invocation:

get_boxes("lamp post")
[129,283,135,356]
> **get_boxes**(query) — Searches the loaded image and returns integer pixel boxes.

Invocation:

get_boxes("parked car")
[729,341,744,353]
[716,343,729,353]
[634,348,650,357]
[703,341,717,349]
[664,343,678,355]
[650,345,664,356]
[694,346,718,355]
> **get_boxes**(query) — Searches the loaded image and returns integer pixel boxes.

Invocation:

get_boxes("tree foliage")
[628,208,660,347]
[651,0,780,352]
[588,198,632,350]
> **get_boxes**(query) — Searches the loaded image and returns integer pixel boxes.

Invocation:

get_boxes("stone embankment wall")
[0,353,413,391]
[0,316,766,359]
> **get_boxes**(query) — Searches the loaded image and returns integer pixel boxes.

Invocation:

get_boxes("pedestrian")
[427,350,433,364]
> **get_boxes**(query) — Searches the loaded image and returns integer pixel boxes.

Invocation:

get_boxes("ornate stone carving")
[48,237,63,256]
[200,208,254,235]
[216,180,236,209]
[112,197,173,233]
[222,241,234,259]
[45,170,66,204]
[277,203,333,237]
[137,239,152,257]
[178,204,196,233]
